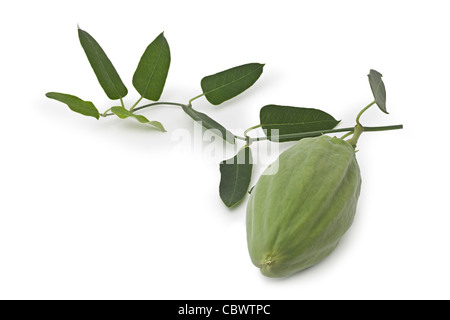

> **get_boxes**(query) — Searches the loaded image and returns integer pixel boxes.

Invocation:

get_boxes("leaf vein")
[142,37,165,97]
[84,32,121,98]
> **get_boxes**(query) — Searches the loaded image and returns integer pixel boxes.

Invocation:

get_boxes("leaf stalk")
[356,100,376,126]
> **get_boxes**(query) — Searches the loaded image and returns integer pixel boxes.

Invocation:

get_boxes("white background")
[1,0,449,300]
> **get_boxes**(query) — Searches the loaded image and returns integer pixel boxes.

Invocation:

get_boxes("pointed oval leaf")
[133,32,171,101]
[146,120,166,132]
[201,63,264,105]
[368,69,388,114]
[46,92,99,119]
[181,105,235,144]
[78,28,128,100]
[260,105,340,142]
[111,106,166,132]
[219,146,253,207]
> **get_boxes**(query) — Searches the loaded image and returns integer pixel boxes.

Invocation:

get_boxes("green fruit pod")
[246,135,362,278]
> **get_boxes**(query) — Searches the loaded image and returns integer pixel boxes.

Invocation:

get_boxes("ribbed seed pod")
[247,135,362,278]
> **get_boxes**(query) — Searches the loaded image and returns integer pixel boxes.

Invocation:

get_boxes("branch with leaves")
[46,27,403,208]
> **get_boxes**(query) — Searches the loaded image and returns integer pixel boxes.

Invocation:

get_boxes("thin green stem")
[188,93,205,105]
[101,107,112,117]
[362,124,403,132]
[250,127,354,142]
[102,101,188,117]
[129,96,144,112]
[248,124,402,143]
[243,124,262,147]
[340,131,354,140]
[356,101,376,126]
[244,124,262,137]
[120,98,125,108]
[132,101,187,112]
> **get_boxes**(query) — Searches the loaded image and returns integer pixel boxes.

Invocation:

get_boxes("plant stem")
[129,96,144,111]
[130,101,249,141]
[249,124,403,143]
[250,127,353,142]
[244,124,262,137]
[120,98,125,108]
[243,124,262,146]
[101,107,112,117]
[102,101,187,117]
[356,100,376,125]
[346,124,364,147]
[362,124,403,132]
[340,131,353,140]
[132,101,187,112]
[188,93,205,105]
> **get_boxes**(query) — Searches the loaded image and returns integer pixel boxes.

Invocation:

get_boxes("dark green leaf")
[133,32,171,101]
[111,106,166,132]
[260,105,340,142]
[201,63,264,105]
[219,146,253,207]
[78,27,128,100]
[181,104,235,144]
[368,69,388,114]
[46,92,99,119]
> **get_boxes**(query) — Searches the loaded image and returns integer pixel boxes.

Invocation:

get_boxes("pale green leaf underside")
[181,105,235,144]
[260,105,340,142]
[201,63,264,105]
[368,69,388,114]
[46,92,99,119]
[111,106,166,132]
[219,146,253,207]
[132,32,170,101]
[78,28,128,100]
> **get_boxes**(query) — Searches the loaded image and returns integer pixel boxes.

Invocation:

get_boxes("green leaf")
[181,104,235,144]
[368,69,388,114]
[219,146,253,208]
[46,92,99,119]
[260,105,340,142]
[78,27,128,100]
[111,106,166,132]
[201,63,264,105]
[133,32,171,101]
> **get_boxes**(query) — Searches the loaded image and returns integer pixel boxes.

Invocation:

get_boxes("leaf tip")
[220,196,236,208]
[158,31,166,40]
[222,196,246,208]
[368,69,383,78]
[257,63,266,72]
[77,24,85,34]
